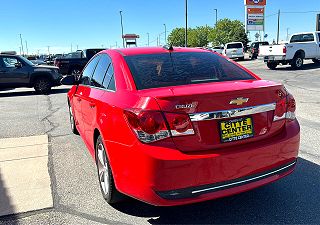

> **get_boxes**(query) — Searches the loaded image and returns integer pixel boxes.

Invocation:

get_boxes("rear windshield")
[226,43,243,49]
[125,52,255,90]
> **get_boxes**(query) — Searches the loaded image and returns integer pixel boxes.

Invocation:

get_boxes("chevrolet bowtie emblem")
[229,97,249,105]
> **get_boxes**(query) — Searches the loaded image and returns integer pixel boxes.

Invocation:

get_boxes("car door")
[73,55,101,135]
[81,53,112,148]
[0,56,29,87]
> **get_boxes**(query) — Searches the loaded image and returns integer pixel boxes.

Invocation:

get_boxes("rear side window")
[81,55,100,85]
[291,34,314,43]
[125,52,255,90]
[91,54,111,88]
[226,43,243,49]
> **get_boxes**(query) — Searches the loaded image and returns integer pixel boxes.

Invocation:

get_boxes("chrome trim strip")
[189,103,276,121]
[192,161,296,194]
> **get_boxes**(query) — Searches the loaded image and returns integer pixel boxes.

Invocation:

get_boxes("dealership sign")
[245,0,266,6]
[245,0,266,31]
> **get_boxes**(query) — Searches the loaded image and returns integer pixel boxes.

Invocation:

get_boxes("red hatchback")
[62,47,300,206]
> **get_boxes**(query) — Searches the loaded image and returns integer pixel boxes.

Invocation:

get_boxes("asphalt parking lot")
[0,59,319,225]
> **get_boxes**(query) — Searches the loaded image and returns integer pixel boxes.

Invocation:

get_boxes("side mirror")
[61,75,78,85]
[15,62,22,68]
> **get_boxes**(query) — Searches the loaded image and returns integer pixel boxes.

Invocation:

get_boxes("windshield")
[226,43,243,49]
[125,52,255,90]
[18,56,35,66]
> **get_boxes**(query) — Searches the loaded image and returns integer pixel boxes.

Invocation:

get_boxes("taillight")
[124,109,194,143]
[164,113,195,136]
[283,46,287,54]
[273,93,296,122]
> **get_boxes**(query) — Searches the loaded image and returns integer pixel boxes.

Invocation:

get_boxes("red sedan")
[62,47,300,206]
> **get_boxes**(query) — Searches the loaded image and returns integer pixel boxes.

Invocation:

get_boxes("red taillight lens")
[273,92,296,122]
[164,113,194,136]
[283,46,287,54]
[124,109,194,143]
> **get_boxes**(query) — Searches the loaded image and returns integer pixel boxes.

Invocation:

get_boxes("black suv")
[0,54,62,93]
[249,41,269,59]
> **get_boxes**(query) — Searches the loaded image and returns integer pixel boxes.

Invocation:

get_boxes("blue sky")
[0,0,319,54]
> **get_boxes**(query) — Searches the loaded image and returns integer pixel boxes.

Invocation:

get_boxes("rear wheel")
[34,77,51,94]
[68,103,79,135]
[95,135,125,204]
[291,55,304,69]
[267,62,278,70]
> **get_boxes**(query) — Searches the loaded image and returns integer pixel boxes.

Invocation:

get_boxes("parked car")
[210,46,224,54]
[54,48,105,75]
[0,53,62,93]
[248,41,269,59]
[259,31,320,69]
[62,47,300,206]
[223,42,245,60]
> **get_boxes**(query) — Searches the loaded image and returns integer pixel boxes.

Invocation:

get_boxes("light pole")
[47,46,50,55]
[19,34,24,56]
[163,24,167,44]
[185,0,188,47]
[214,9,218,27]
[25,41,29,55]
[120,11,125,48]
[147,33,150,46]
[286,28,290,41]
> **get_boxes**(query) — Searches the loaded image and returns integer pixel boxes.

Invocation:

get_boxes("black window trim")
[79,53,117,93]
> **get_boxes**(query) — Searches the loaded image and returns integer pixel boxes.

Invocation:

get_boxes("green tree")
[167,28,186,47]
[168,26,214,47]
[208,19,249,46]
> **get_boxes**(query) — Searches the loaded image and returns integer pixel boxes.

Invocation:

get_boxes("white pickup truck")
[259,31,320,69]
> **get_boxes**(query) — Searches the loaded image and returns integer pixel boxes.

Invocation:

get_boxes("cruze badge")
[175,103,196,109]
[229,97,249,106]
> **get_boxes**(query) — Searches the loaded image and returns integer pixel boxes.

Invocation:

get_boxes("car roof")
[103,47,209,56]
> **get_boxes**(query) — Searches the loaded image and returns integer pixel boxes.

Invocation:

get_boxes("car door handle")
[89,102,96,108]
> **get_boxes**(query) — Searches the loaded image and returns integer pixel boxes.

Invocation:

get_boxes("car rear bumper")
[264,55,287,62]
[107,120,300,206]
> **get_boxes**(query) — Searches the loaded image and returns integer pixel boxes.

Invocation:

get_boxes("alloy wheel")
[97,143,109,195]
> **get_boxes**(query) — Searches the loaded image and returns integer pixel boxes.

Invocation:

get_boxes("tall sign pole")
[185,0,188,47]
[317,14,320,31]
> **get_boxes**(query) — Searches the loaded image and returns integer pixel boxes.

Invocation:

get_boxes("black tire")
[267,62,278,70]
[68,103,79,135]
[34,77,52,94]
[95,135,125,204]
[291,55,304,69]
[312,59,320,64]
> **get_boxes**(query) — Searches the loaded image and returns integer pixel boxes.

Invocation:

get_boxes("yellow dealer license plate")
[220,117,254,143]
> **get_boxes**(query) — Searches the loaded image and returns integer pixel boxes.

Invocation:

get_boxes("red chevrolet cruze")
[62,47,300,206]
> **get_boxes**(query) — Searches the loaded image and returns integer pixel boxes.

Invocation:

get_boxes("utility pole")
[286,28,290,41]
[147,33,150,46]
[120,11,125,48]
[163,24,167,44]
[19,47,21,55]
[277,9,280,44]
[214,9,218,27]
[25,41,29,55]
[157,36,159,46]
[19,34,24,56]
[76,45,79,50]
[71,44,73,52]
[185,0,188,47]
[47,46,50,55]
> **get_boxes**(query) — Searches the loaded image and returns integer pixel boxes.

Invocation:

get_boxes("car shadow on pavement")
[0,171,18,224]
[0,88,70,98]
[273,62,320,71]
[112,157,320,224]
